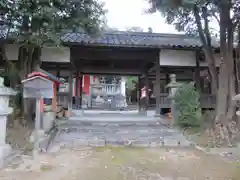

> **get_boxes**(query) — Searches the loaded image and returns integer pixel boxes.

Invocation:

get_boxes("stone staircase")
[48,112,191,150]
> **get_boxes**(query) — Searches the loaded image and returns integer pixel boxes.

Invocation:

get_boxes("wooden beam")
[81,67,142,75]
[71,46,156,61]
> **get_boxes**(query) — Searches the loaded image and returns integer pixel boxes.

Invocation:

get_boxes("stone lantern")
[0,76,16,167]
[166,74,182,123]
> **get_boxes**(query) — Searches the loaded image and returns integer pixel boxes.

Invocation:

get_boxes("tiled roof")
[28,68,63,84]
[61,31,219,48]
[0,30,219,48]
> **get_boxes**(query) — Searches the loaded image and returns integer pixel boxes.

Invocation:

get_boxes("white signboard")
[22,76,54,98]
[23,87,53,98]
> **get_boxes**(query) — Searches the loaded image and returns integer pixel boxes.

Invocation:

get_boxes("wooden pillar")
[52,83,57,117]
[79,73,83,109]
[89,75,93,108]
[165,70,169,93]
[155,50,161,116]
[143,71,149,110]
[75,72,80,108]
[68,69,73,112]
[195,50,201,91]
[56,66,60,92]
[137,76,141,112]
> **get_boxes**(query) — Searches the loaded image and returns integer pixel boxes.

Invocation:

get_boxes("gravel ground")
[0,147,239,180]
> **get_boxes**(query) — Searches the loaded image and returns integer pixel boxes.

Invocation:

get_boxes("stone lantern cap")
[0,76,17,116]
[0,77,17,96]
[166,74,182,88]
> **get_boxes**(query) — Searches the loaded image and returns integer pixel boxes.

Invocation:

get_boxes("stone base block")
[43,111,55,132]
[0,144,12,167]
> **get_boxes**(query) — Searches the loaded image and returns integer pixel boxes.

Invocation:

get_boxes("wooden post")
[68,69,73,114]
[143,71,149,110]
[89,75,93,108]
[52,83,57,117]
[155,50,161,116]
[79,73,83,109]
[56,66,60,92]
[165,69,169,93]
[137,76,141,112]
[74,72,79,108]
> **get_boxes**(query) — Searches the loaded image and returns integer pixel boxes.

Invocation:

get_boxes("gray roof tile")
[0,30,219,48]
[61,31,215,48]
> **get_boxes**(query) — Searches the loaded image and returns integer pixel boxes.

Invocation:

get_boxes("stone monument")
[0,76,16,167]
[92,76,104,104]
[120,77,127,108]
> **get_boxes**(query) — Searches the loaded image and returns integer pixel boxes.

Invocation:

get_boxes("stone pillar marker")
[0,76,16,167]
[120,77,127,108]
[120,77,126,97]
[166,74,181,124]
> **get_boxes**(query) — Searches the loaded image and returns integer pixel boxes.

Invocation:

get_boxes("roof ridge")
[77,31,198,39]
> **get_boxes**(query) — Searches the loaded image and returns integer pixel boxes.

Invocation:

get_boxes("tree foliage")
[174,83,202,128]
[0,0,106,120]
[0,0,106,80]
[0,0,106,81]
[0,0,106,45]
[148,0,240,143]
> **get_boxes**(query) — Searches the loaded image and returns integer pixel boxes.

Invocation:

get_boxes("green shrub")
[173,82,202,128]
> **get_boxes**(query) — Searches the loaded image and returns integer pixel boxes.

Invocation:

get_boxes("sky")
[101,0,179,33]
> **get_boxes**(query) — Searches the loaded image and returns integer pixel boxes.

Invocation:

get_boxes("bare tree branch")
[212,12,220,25]
[202,6,212,47]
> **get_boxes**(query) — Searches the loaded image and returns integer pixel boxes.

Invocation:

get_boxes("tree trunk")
[214,0,236,145]
[18,45,42,125]
[193,5,218,96]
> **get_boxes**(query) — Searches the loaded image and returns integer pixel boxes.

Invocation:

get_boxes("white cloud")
[101,0,179,33]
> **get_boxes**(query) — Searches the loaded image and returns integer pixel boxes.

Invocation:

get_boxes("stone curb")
[49,137,192,148]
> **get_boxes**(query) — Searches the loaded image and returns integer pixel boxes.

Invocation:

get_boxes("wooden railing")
[102,84,120,95]
[56,92,68,107]
[56,92,216,109]
[91,83,121,96]
[200,94,216,108]
[150,93,216,109]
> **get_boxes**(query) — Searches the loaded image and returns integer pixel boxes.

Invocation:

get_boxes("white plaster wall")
[5,44,221,67]
[5,44,70,62]
[159,49,221,67]
[41,47,70,62]
[159,50,196,66]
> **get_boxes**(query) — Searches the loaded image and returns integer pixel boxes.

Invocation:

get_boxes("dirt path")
[0,147,239,180]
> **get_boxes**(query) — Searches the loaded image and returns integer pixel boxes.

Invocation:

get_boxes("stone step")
[51,136,191,149]
[57,120,169,129]
[68,115,164,124]
[48,121,191,151]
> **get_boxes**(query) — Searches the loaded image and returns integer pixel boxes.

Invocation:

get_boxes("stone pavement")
[48,110,191,151]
